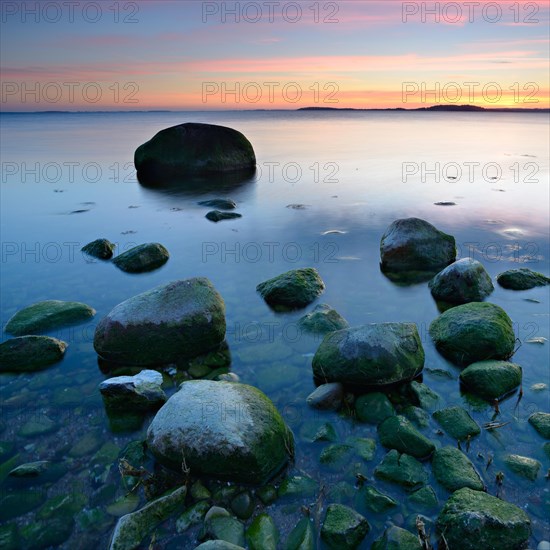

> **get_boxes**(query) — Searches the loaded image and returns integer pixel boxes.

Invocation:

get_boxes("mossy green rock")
[0,336,67,372]
[20,415,56,437]
[410,381,440,411]
[429,258,494,304]
[380,217,456,272]
[321,504,369,549]
[134,122,256,178]
[0,490,47,521]
[312,422,337,442]
[298,304,349,334]
[372,525,422,550]
[195,542,245,550]
[147,381,293,484]
[429,302,515,366]
[256,268,325,308]
[437,487,531,550]
[278,476,318,499]
[112,243,169,273]
[320,444,354,470]
[459,361,522,400]
[432,406,481,441]
[246,514,278,550]
[374,450,428,488]
[230,492,254,520]
[5,299,95,336]
[312,323,424,385]
[94,278,226,365]
[285,517,315,550]
[378,415,435,459]
[432,446,485,492]
[529,412,550,439]
[355,392,395,424]
[82,238,115,259]
[176,501,210,533]
[408,485,438,510]
[497,268,550,290]
[257,485,277,505]
[345,437,376,461]
[21,518,74,549]
[0,523,19,550]
[109,486,187,550]
[362,485,397,513]
[37,492,87,520]
[401,405,430,428]
[504,454,541,481]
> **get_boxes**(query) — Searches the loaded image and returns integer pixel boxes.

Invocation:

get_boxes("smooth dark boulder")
[459,360,522,400]
[321,504,369,549]
[497,268,550,290]
[380,218,456,273]
[0,336,67,372]
[5,300,95,336]
[377,415,435,459]
[146,380,294,484]
[205,211,242,222]
[312,323,424,386]
[257,268,325,308]
[432,406,480,440]
[298,304,349,334]
[437,488,530,550]
[429,258,494,304]
[94,278,225,365]
[429,302,515,366]
[198,199,237,210]
[81,238,115,260]
[112,243,169,273]
[134,123,256,179]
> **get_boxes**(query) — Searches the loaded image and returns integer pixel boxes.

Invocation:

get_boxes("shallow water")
[1,111,549,548]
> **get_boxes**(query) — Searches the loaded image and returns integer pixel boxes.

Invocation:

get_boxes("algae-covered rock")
[176,501,210,533]
[312,323,424,385]
[5,300,95,336]
[362,485,397,513]
[109,486,187,550]
[134,122,256,179]
[504,454,541,481]
[497,268,550,290]
[321,503,369,549]
[432,446,485,492]
[380,218,456,273]
[436,487,531,550]
[94,278,226,365]
[355,392,395,424]
[81,238,115,259]
[371,525,422,550]
[429,302,515,366]
[378,415,435,459]
[429,258,494,304]
[246,514,278,550]
[0,336,67,372]
[432,406,481,441]
[374,450,428,488]
[298,304,349,334]
[408,486,438,511]
[203,507,245,547]
[410,381,440,411]
[112,243,169,273]
[278,476,318,499]
[459,360,522,400]
[285,517,315,550]
[528,412,550,439]
[256,268,325,308]
[147,381,293,484]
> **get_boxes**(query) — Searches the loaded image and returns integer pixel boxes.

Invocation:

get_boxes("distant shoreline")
[1,105,549,114]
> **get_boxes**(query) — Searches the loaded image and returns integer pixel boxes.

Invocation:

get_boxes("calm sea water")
[1,111,549,548]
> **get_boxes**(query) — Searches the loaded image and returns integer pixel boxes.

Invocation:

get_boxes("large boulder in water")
[146,380,294,484]
[496,268,550,290]
[94,278,225,366]
[312,323,424,386]
[380,218,456,273]
[134,123,256,180]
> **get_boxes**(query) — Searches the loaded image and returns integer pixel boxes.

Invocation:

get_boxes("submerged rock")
[504,454,541,481]
[432,406,480,441]
[203,507,245,547]
[362,485,397,513]
[429,258,494,304]
[371,525,422,550]
[459,360,522,400]
[355,392,395,424]
[5,300,95,336]
[298,304,349,334]
[374,450,428,488]
[528,412,550,439]
[99,370,166,410]
[81,238,115,259]
[205,210,242,222]
[306,383,344,411]
[436,487,531,550]
[246,514,278,550]
[378,415,435,459]
[432,446,485,492]
[321,504,370,549]
[0,336,67,372]
[380,218,456,273]
[278,476,318,499]
[312,323,424,386]
[94,278,226,366]
[112,243,169,273]
[285,517,315,550]
[497,268,550,290]
[429,302,515,366]
[134,123,256,179]
[256,268,325,308]
[109,486,187,550]
[146,380,293,484]
[198,199,237,210]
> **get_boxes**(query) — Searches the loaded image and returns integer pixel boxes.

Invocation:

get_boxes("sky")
[1,0,549,110]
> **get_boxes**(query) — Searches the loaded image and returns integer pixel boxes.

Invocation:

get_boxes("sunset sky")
[1,0,549,110]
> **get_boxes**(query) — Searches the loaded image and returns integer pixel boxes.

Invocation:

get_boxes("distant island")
[297,105,549,113]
